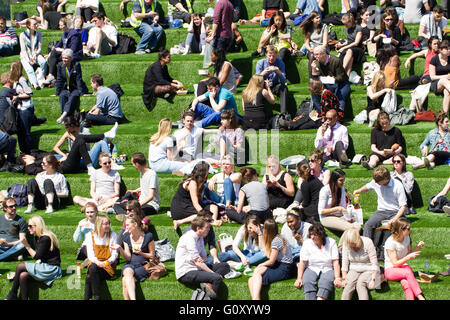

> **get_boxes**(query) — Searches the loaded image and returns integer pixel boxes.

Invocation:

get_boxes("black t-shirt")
[0,214,27,243]
[430,54,450,76]
[370,126,403,150]
[44,11,62,30]
[33,235,61,266]
[346,25,363,46]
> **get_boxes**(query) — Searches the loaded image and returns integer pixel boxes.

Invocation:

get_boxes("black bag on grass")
[3,106,19,135]
[373,227,391,261]
[113,33,136,54]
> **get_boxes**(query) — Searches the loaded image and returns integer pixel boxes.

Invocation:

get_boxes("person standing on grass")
[176,215,230,299]
[353,166,407,242]
[84,214,118,300]
[85,74,125,126]
[207,0,234,51]
[384,218,426,300]
[0,198,28,262]
[4,215,62,300]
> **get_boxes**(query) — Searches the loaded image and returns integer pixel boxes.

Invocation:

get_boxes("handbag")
[155,238,176,262]
[143,257,168,280]
[414,109,435,122]
[381,90,397,114]
[217,233,233,253]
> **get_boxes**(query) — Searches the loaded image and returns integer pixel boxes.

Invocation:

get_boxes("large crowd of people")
[0,0,449,301]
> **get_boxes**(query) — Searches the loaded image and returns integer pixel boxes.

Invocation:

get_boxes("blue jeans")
[203,178,237,206]
[194,103,221,128]
[185,32,206,53]
[0,44,14,57]
[150,157,186,173]
[17,107,34,154]
[0,242,26,261]
[291,246,301,260]
[218,249,267,266]
[135,22,163,51]
[325,81,350,112]
[59,89,81,114]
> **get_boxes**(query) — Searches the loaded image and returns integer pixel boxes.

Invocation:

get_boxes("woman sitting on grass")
[384,218,426,300]
[111,215,156,300]
[262,155,295,210]
[340,228,380,300]
[24,154,69,214]
[413,110,450,170]
[299,11,328,74]
[5,215,62,300]
[248,218,295,300]
[74,202,98,262]
[225,167,272,224]
[280,208,312,261]
[253,11,298,65]
[84,214,118,300]
[171,161,220,230]
[404,36,440,85]
[391,153,416,215]
[366,71,393,126]
[427,40,450,114]
[241,74,275,130]
[296,162,323,223]
[294,222,342,300]
[361,111,404,170]
[182,13,208,55]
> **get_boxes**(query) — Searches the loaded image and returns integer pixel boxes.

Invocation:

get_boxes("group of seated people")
[1,0,450,302]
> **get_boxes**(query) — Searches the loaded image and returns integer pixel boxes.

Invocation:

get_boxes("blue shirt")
[296,0,321,15]
[204,87,238,114]
[96,86,124,118]
[255,57,286,86]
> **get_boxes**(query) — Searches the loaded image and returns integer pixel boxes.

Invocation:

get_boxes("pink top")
[423,50,438,76]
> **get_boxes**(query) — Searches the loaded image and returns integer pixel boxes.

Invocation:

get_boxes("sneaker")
[200,282,217,299]
[45,206,54,214]
[243,266,253,276]
[111,162,125,170]
[145,48,152,53]
[224,270,241,279]
[424,157,433,170]
[361,160,372,170]
[24,205,35,214]
[42,74,55,85]
[340,150,349,163]
[443,205,450,215]
[17,255,23,261]
[106,207,116,214]
[135,50,146,55]
[91,53,101,59]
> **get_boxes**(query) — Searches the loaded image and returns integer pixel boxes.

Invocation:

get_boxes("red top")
[424,50,438,76]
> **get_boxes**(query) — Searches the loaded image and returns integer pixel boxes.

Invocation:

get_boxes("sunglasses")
[308,159,316,163]
[28,224,35,228]
[206,219,213,223]
[402,226,411,231]
[6,204,16,208]
[326,117,334,121]
[102,161,111,165]
[385,18,393,21]
[393,160,402,164]
[126,208,134,212]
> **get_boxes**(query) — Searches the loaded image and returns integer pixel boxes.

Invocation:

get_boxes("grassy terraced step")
[11,0,344,25]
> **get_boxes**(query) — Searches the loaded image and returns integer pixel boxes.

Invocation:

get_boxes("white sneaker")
[91,53,101,59]
[104,122,118,139]
[45,206,54,214]
[24,205,35,214]
[111,162,125,170]
[243,266,253,276]
[224,270,241,279]
[106,207,115,214]
[135,50,146,55]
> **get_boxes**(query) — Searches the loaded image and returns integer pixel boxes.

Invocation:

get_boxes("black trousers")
[77,7,95,23]
[27,178,60,210]
[225,208,273,224]
[322,141,347,163]
[178,262,228,295]
[60,133,105,174]
[84,263,112,300]
[47,50,62,77]
[271,82,288,114]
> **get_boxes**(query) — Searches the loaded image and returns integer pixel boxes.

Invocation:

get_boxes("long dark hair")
[300,11,322,38]
[212,47,227,77]
[329,169,345,208]
[268,11,287,37]
[191,13,202,36]
[375,111,390,131]
[180,161,210,196]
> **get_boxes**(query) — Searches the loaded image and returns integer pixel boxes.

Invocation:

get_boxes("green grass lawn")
[0,0,449,301]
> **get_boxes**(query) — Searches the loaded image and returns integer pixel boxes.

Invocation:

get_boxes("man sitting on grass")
[189,77,240,128]
[86,74,125,126]
[0,198,27,261]
[353,166,407,241]
[85,12,118,59]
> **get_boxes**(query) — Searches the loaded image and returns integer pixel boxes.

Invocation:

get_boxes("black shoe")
[251,50,260,57]
[409,207,417,215]
[32,117,47,126]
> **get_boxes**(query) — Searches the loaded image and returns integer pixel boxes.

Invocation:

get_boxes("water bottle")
[76,262,81,279]
[167,4,173,24]
[424,260,430,274]
[112,142,118,160]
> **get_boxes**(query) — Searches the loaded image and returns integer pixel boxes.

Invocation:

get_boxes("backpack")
[270,113,291,130]
[191,288,211,300]
[108,83,124,99]
[373,227,391,262]
[3,106,19,135]
[113,33,136,54]
[295,98,311,118]
[7,184,28,207]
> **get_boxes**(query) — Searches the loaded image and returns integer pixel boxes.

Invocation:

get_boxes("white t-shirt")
[90,169,121,197]
[365,178,407,212]
[148,136,174,163]
[35,171,69,197]
[233,224,263,254]
[173,127,204,158]
[300,237,339,276]
[404,0,428,24]
[317,185,346,221]
[87,24,118,52]
[280,221,311,249]
[384,235,410,269]
[140,169,160,211]
[419,13,448,36]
